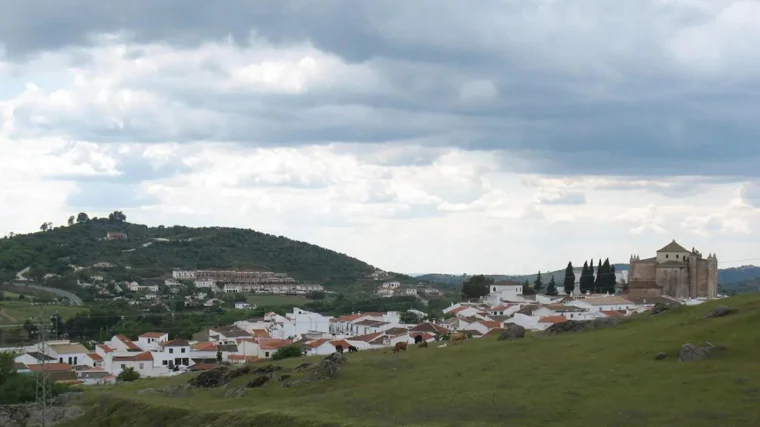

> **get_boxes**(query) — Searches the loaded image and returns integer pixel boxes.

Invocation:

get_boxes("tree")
[579,261,591,294]
[39,222,49,232]
[76,212,90,223]
[216,351,222,365]
[461,275,493,300]
[67,216,75,226]
[563,262,575,295]
[108,211,127,222]
[545,275,558,296]
[116,367,140,382]
[522,279,535,295]
[609,264,618,293]
[22,320,38,340]
[400,311,419,324]
[533,271,543,292]
[272,345,302,361]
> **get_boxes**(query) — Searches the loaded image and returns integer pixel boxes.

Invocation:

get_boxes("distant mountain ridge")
[417,264,760,288]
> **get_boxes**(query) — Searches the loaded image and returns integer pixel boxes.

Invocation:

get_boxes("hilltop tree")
[533,271,543,292]
[461,275,493,300]
[76,212,90,223]
[67,216,75,226]
[39,222,53,232]
[521,279,535,295]
[563,262,575,295]
[545,275,558,296]
[108,211,127,222]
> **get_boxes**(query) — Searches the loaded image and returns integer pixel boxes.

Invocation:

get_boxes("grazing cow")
[418,341,428,348]
[414,335,423,344]
[393,342,408,353]
[348,345,358,353]
[449,332,467,343]
[335,345,344,354]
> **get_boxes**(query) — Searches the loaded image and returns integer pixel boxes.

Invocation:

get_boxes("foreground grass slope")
[67,295,760,427]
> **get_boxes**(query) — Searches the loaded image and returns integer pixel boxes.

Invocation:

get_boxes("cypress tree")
[533,271,543,291]
[546,275,558,296]
[580,261,590,293]
[600,258,611,293]
[563,262,575,295]
[587,259,595,293]
[608,262,617,294]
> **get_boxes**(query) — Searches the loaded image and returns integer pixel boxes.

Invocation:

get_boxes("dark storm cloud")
[2,0,759,178]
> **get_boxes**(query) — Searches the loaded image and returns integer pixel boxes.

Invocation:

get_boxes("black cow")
[414,335,423,344]
[335,345,344,354]
[348,345,358,353]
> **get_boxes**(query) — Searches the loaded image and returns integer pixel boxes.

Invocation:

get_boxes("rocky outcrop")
[309,352,347,381]
[0,402,85,427]
[497,324,525,341]
[678,342,722,362]
[246,375,272,388]
[704,306,736,319]
[654,352,668,360]
[187,365,260,388]
[650,303,671,315]
[545,318,621,335]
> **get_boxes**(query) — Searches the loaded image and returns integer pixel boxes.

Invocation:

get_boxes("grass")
[0,300,87,325]
[64,294,760,427]
[245,295,309,307]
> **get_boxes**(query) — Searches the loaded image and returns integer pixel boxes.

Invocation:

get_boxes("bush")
[271,345,302,361]
[116,367,140,382]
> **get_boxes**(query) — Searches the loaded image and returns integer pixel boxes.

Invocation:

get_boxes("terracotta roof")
[112,352,153,362]
[251,329,271,338]
[517,305,539,315]
[88,353,103,362]
[210,326,251,338]
[228,354,246,360]
[28,363,73,372]
[162,339,190,347]
[14,362,29,370]
[384,327,410,336]
[491,304,515,311]
[332,313,367,322]
[115,335,141,351]
[354,319,389,327]
[657,240,689,253]
[97,344,114,353]
[139,332,167,338]
[350,332,385,342]
[217,344,239,352]
[189,364,217,371]
[600,310,626,318]
[307,339,330,348]
[192,342,217,351]
[449,306,470,315]
[477,321,502,329]
[410,322,449,334]
[482,328,505,338]
[539,316,567,324]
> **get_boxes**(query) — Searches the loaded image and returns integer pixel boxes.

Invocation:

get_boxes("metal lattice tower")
[35,306,53,427]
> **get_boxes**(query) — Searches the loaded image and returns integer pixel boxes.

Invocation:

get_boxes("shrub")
[271,345,302,361]
[117,367,140,382]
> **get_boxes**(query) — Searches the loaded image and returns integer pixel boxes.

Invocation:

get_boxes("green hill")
[0,218,375,287]
[64,294,760,427]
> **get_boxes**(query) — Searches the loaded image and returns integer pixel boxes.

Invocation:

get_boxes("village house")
[567,296,636,313]
[106,232,128,240]
[209,326,252,344]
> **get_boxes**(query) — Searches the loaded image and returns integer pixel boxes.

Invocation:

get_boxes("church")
[627,240,718,299]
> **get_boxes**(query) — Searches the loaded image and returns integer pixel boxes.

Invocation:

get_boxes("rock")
[309,352,347,381]
[650,303,671,315]
[0,403,85,427]
[293,363,314,372]
[224,387,248,398]
[279,374,292,381]
[705,306,736,319]
[246,375,272,388]
[188,366,231,388]
[254,364,282,374]
[497,324,526,341]
[282,379,309,388]
[654,352,668,360]
[678,342,719,362]
[545,318,622,335]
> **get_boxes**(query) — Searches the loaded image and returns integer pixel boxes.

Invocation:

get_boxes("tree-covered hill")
[0,217,375,286]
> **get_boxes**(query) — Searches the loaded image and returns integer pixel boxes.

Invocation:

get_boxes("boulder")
[678,342,719,362]
[654,352,668,361]
[309,352,347,381]
[293,363,314,372]
[254,364,282,374]
[650,303,671,315]
[705,306,736,319]
[188,367,230,388]
[497,324,526,341]
[246,375,272,388]
[224,387,248,398]
[545,318,622,335]
[279,374,292,381]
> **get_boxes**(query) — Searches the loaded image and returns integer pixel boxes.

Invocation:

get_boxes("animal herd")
[332,333,471,355]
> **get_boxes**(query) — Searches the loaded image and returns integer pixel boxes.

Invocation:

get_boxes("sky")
[1,0,760,275]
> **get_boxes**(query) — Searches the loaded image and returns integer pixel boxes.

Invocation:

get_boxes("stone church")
[628,240,718,299]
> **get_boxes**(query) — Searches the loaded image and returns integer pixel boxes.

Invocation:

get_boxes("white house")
[486,281,524,304]
[234,302,253,310]
[14,351,56,366]
[110,351,158,377]
[157,339,193,368]
[172,270,196,279]
[48,343,90,366]
[382,281,401,289]
[488,304,520,317]
[402,288,418,296]
[209,326,252,344]
[567,296,636,313]
[194,279,214,288]
[303,338,337,356]
[137,332,169,350]
[107,335,143,352]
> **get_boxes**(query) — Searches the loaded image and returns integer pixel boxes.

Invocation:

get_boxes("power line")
[35,305,53,427]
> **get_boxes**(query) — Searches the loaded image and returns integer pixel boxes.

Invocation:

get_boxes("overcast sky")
[1,0,759,274]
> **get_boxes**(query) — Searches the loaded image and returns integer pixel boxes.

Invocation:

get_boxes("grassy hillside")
[65,294,760,427]
[0,219,375,287]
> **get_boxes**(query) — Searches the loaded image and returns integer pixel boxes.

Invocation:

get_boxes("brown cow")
[449,332,467,343]
[393,342,408,353]
[418,341,428,348]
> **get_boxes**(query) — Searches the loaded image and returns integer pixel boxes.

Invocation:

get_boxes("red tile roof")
[600,310,625,318]
[478,321,502,329]
[251,329,271,338]
[88,353,103,362]
[162,339,190,347]
[139,332,167,338]
[192,342,217,351]
[350,331,385,343]
[410,322,449,334]
[492,304,515,311]
[28,363,73,372]
[330,340,352,349]
[116,335,141,351]
[539,316,567,324]
[307,339,330,348]
[189,364,216,371]
[259,339,293,350]
[113,352,153,362]
[97,344,114,353]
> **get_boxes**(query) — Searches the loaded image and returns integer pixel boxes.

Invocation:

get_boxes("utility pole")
[35,306,53,427]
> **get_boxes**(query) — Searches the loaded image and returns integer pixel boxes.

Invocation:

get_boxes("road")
[11,281,84,306]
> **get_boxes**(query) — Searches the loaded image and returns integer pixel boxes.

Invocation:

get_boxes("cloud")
[2,1,760,273]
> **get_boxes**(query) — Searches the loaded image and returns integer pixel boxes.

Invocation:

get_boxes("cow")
[393,342,408,353]
[449,332,467,343]
[335,345,344,354]
[418,341,428,348]
[414,335,423,344]
[348,345,358,353]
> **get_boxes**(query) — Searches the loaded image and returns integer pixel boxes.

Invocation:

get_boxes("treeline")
[562,258,617,295]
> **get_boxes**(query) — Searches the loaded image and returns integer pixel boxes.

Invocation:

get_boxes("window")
[676,255,679,259]
[265,352,270,358]
[169,348,174,354]
[181,348,185,353]
[493,287,496,292]
[666,254,669,258]
[139,363,144,369]
[162,360,168,366]
[59,357,64,363]
[182,358,189,366]
[121,364,126,368]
